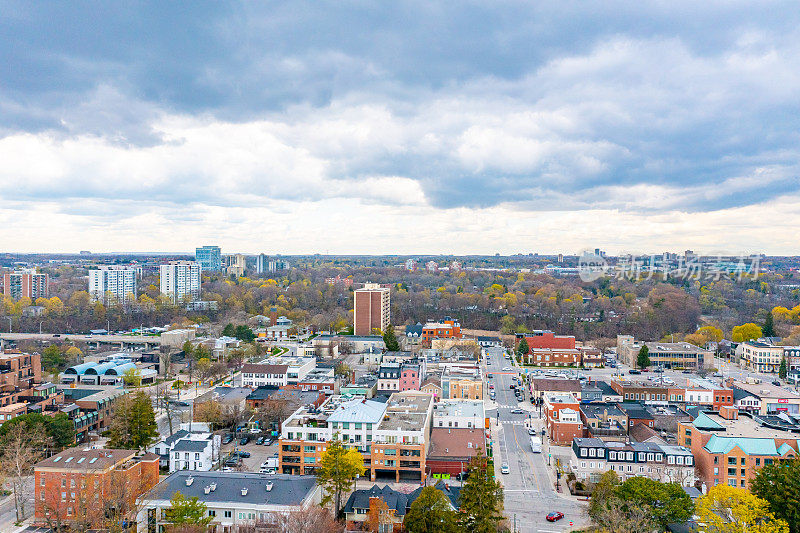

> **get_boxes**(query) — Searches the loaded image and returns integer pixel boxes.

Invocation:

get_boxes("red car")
[546,512,564,522]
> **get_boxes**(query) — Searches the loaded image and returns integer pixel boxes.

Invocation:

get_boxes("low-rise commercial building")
[617,336,711,370]
[441,366,482,400]
[736,341,784,373]
[544,393,584,445]
[432,399,485,430]
[732,382,800,415]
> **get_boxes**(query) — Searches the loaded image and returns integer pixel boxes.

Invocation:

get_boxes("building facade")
[195,245,222,271]
[160,261,202,303]
[1,269,48,300]
[88,266,138,304]
[354,283,390,336]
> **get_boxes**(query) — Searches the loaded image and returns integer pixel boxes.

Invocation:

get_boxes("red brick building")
[1,269,49,300]
[354,283,390,336]
[544,393,584,445]
[34,448,159,528]
[520,330,576,350]
[427,427,485,475]
[421,318,462,342]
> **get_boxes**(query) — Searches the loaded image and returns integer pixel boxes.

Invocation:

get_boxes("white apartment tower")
[160,261,202,303]
[88,266,138,304]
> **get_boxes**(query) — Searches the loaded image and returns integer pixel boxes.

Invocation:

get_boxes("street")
[484,347,587,532]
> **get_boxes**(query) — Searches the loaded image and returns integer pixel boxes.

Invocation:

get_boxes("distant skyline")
[1,2,799,254]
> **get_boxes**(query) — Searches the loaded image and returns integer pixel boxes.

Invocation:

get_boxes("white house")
[148,424,220,472]
[241,363,289,388]
[432,400,484,430]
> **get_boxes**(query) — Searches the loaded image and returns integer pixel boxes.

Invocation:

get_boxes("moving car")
[501,463,510,474]
[773,380,782,386]
[511,408,525,414]
[546,512,564,522]
[530,436,542,453]
[628,369,641,375]
[527,427,536,436]
[502,366,513,371]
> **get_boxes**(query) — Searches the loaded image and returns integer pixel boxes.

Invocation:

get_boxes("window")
[208,510,215,517]
[224,511,232,518]
[580,448,587,457]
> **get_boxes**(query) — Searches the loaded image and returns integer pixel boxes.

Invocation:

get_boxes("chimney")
[241,488,249,496]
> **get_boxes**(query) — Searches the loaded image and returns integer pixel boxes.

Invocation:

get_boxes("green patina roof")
[703,434,787,456]
[692,412,725,430]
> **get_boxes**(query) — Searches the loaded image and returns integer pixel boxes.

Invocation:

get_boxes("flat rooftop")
[697,413,800,440]
[378,392,433,432]
[733,382,800,399]
[432,400,484,419]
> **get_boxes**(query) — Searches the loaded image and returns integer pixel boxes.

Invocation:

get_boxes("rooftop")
[377,392,433,433]
[36,448,158,471]
[733,382,800,399]
[327,398,387,424]
[691,412,800,440]
[432,400,484,419]
[428,428,485,459]
[147,471,317,507]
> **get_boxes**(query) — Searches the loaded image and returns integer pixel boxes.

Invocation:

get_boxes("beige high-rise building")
[354,283,390,336]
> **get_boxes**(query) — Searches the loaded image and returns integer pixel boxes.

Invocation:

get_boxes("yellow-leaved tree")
[731,323,763,343]
[695,484,789,533]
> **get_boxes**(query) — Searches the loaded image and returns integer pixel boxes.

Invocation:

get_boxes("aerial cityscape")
[2,3,800,533]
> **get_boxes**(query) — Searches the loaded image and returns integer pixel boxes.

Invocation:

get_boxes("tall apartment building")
[160,261,202,303]
[354,283,390,336]
[256,255,290,274]
[223,254,246,277]
[1,269,48,300]
[195,245,222,271]
[88,266,137,304]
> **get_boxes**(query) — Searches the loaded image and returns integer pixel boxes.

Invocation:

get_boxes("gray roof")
[343,484,409,516]
[148,471,317,507]
[327,398,387,424]
[171,439,210,453]
[163,429,190,447]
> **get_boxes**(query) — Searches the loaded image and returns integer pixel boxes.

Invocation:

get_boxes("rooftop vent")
[204,485,211,494]
[241,488,249,496]
[186,476,194,486]
[265,481,274,491]
[209,482,217,492]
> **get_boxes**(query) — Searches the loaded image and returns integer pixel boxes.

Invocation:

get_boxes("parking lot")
[219,433,280,472]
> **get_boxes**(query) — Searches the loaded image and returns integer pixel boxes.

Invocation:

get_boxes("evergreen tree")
[221,323,235,337]
[637,345,650,369]
[780,356,788,380]
[106,391,158,451]
[234,324,255,342]
[404,486,457,533]
[383,324,400,351]
[763,310,776,338]
[752,458,800,533]
[458,449,504,533]
[515,337,529,362]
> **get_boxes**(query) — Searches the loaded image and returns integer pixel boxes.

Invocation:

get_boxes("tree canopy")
[383,324,400,351]
[458,449,503,533]
[637,345,650,369]
[695,484,789,533]
[751,458,800,533]
[732,322,763,343]
[164,491,213,529]
[316,434,365,516]
[106,390,158,451]
[613,477,693,529]
[403,486,457,533]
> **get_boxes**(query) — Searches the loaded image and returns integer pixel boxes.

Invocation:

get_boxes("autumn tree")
[751,458,800,533]
[365,497,391,533]
[695,484,789,533]
[404,486,457,533]
[613,477,693,529]
[317,434,365,516]
[732,323,763,343]
[588,469,620,521]
[458,448,504,533]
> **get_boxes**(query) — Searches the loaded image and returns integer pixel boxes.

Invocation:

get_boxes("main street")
[484,347,587,532]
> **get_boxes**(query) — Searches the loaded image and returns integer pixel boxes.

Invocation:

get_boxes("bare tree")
[237,506,343,533]
[0,421,51,522]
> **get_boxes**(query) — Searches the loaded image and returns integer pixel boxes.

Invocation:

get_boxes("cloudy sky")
[2,1,799,255]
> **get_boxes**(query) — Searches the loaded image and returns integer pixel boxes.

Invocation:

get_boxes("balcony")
[400,449,421,457]
[283,457,301,464]
[399,461,420,469]
[282,445,301,453]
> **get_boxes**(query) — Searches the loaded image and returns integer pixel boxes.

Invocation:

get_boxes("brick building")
[544,392,584,445]
[421,318,462,342]
[34,448,159,527]
[354,283,390,336]
[1,269,49,300]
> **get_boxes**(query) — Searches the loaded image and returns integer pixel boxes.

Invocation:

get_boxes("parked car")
[234,450,251,458]
[628,369,641,375]
[222,434,233,445]
[527,427,536,435]
[256,436,265,445]
[772,380,782,386]
[239,436,250,445]
[682,369,693,374]
[263,438,274,446]
[501,463,510,474]
[546,512,564,522]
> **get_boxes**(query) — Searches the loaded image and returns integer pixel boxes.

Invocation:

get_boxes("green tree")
[614,477,693,529]
[637,345,650,369]
[763,310,776,338]
[515,337,529,361]
[221,323,235,337]
[383,324,400,351]
[404,486,457,533]
[779,356,788,380]
[695,484,789,533]
[106,391,158,451]
[164,491,213,529]
[0,412,74,451]
[234,324,255,342]
[752,458,800,533]
[122,367,143,387]
[588,469,620,521]
[181,340,194,358]
[41,344,66,372]
[732,323,763,343]
[317,434,365,516]
[458,449,504,533]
